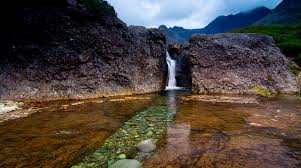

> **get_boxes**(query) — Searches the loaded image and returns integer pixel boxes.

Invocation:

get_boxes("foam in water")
[165,51,182,90]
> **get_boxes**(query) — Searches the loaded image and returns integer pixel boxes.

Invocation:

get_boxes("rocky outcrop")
[0,1,166,101]
[167,43,192,88]
[188,33,298,94]
[297,72,301,92]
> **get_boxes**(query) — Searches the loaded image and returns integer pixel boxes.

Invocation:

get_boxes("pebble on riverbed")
[137,139,156,153]
[72,106,173,168]
[108,159,142,168]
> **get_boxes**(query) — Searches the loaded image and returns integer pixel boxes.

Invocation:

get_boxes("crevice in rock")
[167,43,192,88]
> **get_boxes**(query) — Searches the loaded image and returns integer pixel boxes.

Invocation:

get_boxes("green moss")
[72,106,174,168]
[267,74,273,81]
[250,86,271,97]
[289,61,300,75]
[79,0,116,17]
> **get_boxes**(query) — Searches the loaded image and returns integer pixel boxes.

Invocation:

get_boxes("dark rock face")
[188,33,298,94]
[256,0,301,25]
[0,2,166,101]
[167,43,192,88]
[202,7,271,34]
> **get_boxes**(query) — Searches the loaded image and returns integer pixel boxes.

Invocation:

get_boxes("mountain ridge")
[256,0,301,24]
[160,6,271,42]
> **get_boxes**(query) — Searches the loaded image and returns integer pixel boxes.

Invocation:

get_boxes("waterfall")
[166,51,179,90]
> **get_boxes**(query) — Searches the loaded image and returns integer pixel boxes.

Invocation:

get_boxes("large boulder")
[0,1,166,101]
[188,33,298,94]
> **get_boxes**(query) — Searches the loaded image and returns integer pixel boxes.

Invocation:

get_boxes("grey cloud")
[107,0,282,28]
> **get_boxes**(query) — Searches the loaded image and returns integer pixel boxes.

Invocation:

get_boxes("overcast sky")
[107,0,282,29]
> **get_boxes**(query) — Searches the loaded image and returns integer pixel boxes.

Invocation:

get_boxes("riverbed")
[0,91,301,168]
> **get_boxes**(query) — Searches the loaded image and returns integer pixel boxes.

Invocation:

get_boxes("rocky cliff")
[188,33,299,95]
[0,0,166,101]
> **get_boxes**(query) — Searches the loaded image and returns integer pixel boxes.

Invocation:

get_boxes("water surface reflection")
[0,95,156,168]
[144,95,301,168]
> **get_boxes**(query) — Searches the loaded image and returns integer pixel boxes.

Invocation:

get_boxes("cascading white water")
[165,51,179,90]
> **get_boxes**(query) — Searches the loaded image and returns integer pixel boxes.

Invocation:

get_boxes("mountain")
[158,25,202,43]
[160,7,271,43]
[256,0,301,24]
[232,0,301,66]
[201,7,271,34]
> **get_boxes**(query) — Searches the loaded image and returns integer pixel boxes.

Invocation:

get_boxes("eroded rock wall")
[188,33,298,94]
[0,1,166,101]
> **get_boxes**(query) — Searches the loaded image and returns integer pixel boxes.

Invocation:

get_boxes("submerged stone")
[109,159,142,168]
[182,95,259,104]
[137,139,156,153]
[72,106,173,168]
[118,154,126,159]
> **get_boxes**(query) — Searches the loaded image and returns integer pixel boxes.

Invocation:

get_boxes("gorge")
[0,0,301,168]
[165,51,179,90]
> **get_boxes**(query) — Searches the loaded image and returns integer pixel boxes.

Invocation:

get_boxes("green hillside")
[232,25,301,66]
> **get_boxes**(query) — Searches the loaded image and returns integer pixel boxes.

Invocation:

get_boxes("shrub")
[79,0,116,17]
[250,86,271,97]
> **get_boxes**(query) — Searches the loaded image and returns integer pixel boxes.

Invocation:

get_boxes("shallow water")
[0,92,301,168]
[0,95,156,168]
[144,94,301,168]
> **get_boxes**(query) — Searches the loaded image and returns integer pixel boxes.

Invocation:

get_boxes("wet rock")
[73,106,172,167]
[109,159,142,168]
[182,95,259,104]
[137,139,156,153]
[188,33,298,94]
[168,43,192,88]
[118,154,126,159]
[55,130,80,135]
[249,122,263,127]
[0,101,22,114]
[71,102,85,106]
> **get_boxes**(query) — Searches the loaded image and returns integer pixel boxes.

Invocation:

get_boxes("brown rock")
[188,33,298,94]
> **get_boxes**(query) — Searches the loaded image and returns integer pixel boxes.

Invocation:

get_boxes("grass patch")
[72,106,174,168]
[232,25,301,65]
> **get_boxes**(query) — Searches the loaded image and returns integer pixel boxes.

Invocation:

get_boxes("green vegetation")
[232,25,301,65]
[250,86,271,97]
[73,106,174,168]
[267,74,273,81]
[79,0,116,17]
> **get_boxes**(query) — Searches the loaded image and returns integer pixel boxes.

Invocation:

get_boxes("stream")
[0,91,301,167]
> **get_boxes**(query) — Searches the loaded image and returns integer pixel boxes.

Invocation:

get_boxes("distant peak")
[158,25,168,30]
